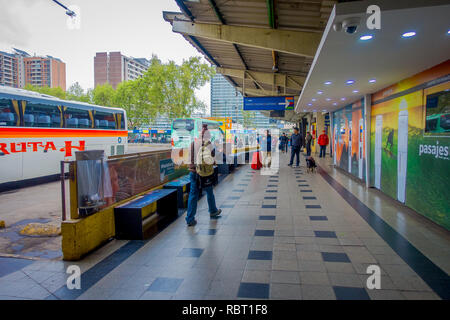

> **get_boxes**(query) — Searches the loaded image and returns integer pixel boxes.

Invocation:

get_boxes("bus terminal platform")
[0,151,449,300]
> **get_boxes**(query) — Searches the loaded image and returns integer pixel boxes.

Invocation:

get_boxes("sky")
[0,0,211,109]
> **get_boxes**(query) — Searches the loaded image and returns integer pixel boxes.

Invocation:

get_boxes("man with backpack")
[186,124,222,227]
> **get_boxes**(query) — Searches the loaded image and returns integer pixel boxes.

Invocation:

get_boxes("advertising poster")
[370,60,450,229]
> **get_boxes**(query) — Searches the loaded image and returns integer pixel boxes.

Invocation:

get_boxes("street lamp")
[52,0,76,17]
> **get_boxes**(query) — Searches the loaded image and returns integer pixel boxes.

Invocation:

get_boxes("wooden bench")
[114,188,178,240]
[163,175,191,208]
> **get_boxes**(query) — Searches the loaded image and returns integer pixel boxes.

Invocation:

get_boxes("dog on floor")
[306,156,317,173]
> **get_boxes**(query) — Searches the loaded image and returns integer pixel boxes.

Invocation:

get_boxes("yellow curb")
[20,223,61,237]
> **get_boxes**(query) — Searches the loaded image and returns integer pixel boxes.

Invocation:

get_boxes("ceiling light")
[360,35,373,41]
[333,103,337,106]
[402,31,416,38]
[447,30,450,34]
[326,98,331,101]
[312,98,316,102]
[346,79,355,85]
[369,79,376,83]
[353,90,359,93]
[341,98,346,101]
[324,81,332,85]
[317,90,323,95]
[307,103,312,106]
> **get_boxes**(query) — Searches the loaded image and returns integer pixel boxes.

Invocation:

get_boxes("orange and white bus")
[0,86,128,191]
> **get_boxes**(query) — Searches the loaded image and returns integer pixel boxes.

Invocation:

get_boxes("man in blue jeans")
[288,127,303,167]
[186,126,221,227]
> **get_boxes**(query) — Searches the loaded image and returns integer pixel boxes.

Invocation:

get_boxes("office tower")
[94,52,150,89]
[210,74,274,129]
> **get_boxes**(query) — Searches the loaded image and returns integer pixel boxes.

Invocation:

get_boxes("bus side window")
[95,111,116,129]
[0,98,18,127]
[23,101,60,128]
[65,107,91,129]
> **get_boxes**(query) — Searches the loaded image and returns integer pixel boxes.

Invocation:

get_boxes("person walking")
[288,127,303,167]
[279,133,288,153]
[186,124,221,227]
[261,130,272,167]
[318,130,329,158]
[305,131,312,156]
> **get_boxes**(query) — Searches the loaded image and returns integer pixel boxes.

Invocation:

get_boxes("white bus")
[0,86,128,191]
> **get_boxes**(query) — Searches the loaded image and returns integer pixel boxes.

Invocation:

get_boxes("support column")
[364,94,372,188]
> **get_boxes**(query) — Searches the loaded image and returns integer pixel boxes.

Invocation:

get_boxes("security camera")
[341,17,361,34]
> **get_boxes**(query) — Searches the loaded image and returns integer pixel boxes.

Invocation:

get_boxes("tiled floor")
[0,151,449,300]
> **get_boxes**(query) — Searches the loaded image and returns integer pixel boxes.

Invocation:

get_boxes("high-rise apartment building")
[0,49,66,90]
[210,74,275,129]
[94,52,150,89]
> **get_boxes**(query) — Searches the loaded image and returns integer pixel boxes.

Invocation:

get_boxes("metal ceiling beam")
[175,0,195,22]
[172,21,321,58]
[216,67,305,91]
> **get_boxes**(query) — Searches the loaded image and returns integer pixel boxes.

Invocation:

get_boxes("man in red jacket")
[318,130,329,158]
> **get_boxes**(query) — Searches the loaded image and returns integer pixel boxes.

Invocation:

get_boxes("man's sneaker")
[187,220,197,227]
[210,209,222,218]
[287,164,292,167]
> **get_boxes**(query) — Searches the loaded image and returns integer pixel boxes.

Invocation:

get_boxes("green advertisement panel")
[370,79,450,230]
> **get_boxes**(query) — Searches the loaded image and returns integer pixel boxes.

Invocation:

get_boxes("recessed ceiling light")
[402,31,416,38]
[312,98,316,102]
[333,102,337,106]
[341,98,346,101]
[307,103,312,106]
[360,34,373,41]
[326,98,331,101]
[447,30,450,34]
[346,80,355,85]
[324,81,332,85]
[369,79,376,83]
[353,90,359,93]
[317,90,323,95]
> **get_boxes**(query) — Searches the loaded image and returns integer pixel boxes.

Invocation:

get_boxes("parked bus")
[0,86,128,191]
[171,118,225,165]
[171,118,224,149]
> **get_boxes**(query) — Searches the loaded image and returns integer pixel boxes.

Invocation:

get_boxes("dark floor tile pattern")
[148,277,184,293]
[198,229,217,235]
[248,250,273,260]
[221,204,235,208]
[255,230,275,237]
[319,167,450,300]
[321,252,351,263]
[309,216,328,221]
[314,231,337,238]
[333,286,370,300]
[259,215,276,220]
[237,283,270,299]
[178,248,204,258]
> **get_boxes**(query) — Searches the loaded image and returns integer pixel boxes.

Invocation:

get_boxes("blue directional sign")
[243,96,295,111]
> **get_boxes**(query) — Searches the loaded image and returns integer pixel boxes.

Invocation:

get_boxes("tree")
[92,83,115,107]
[67,82,92,103]
[24,84,66,100]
